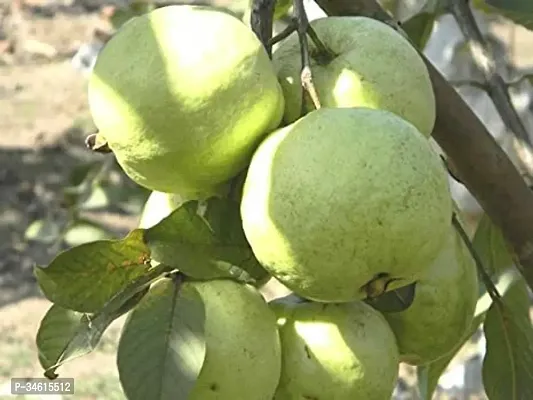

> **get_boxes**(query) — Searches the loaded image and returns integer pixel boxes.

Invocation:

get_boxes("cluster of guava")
[88,5,479,399]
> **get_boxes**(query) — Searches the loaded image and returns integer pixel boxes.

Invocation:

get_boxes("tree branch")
[315,0,533,290]
[252,0,323,110]
[250,0,276,56]
[447,0,533,148]
[292,0,322,111]
[268,20,298,47]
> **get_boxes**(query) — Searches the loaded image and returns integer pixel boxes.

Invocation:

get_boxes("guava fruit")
[240,107,452,302]
[88,5,285,197]
[271,299,399,400]
[272,16,436,136]
[186,279,282,399]
[138,168,249,230]
[379,222,479,365]
[138,191,189,229]
[139,188,271,287]
[118,278,281,400]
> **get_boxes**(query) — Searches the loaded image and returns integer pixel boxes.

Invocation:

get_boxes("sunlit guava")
[271,299,399,399]
[272,16,435,136]
[241,107,452,302]
[88,5,284,197]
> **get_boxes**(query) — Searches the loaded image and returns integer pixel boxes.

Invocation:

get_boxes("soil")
[0,1,140,397]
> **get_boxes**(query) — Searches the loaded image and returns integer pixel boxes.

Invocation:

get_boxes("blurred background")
[1,0,532,398]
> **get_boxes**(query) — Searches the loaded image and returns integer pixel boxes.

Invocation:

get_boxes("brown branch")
[250,0,276,56]
[315,0,533,290]
[292,0,322,111]
[448,0,532,147]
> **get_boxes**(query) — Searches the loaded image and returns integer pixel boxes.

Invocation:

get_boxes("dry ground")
[0,1,139,397]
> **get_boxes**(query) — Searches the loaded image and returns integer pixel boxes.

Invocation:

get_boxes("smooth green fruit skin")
[272,16,436,136]
[272,300,399,400]
[138,191,190,229]
[382,224,479,366]
[186,279,282,399]
[241,107,452,302]
[88,5,284,196]
[138,190,187,268]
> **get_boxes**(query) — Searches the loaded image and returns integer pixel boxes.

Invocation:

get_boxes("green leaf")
[473,0,533,31]
[482,276,533,400]
[36,304,84,371]
[34,229,152,313]
[472,213,514,277]
[36,264,168,378]
[117,276,206,400]
[143,198,269,285]
[402,12,436,50]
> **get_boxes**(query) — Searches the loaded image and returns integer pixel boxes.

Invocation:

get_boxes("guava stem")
[85,132,112,154]
[268,21,297,47]
[301,66,322,111]
[452,213,502,303]
[171,269,187,285]
[306,26,336,64]
[293,0,322,112]
[362,273,396,299]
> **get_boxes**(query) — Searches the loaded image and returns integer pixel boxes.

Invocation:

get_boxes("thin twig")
[268,20,298,47]
[448,0,533,147]
[251,0,323,110]
[293,0,322,111]
[441,155,464,185]
[306,25,336,60]
[452,213,502,302]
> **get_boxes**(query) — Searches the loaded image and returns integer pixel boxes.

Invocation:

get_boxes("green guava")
[138,168,249,230]
[88,5,284,197]
[272,16,436,136]
[271,300,399,400]
[138,191,190,229]
[240,107,452,302]
[379,222,479,365]
[118,278,282,399]
[186,279,282,399]
[139,188,271,287]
